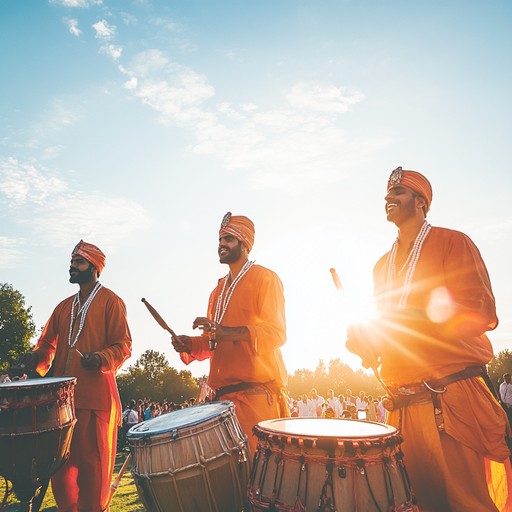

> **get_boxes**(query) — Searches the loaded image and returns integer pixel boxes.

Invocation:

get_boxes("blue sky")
[1,0,511,378]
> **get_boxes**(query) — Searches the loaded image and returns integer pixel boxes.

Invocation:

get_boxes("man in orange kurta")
[172,212,289,453]
[346,168,511,512]
[21,241,132,512]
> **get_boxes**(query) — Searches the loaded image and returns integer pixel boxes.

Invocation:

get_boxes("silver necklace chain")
[387,221,431,309]
[214,260,254,325]
[68,281,102,347]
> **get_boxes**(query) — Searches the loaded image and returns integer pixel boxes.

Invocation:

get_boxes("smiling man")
[171,212,289,453]
[346,167,511,511]
[19,240,132,512]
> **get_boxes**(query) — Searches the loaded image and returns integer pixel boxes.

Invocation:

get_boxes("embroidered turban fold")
[219,212,255,252]
[72,240,106,275]
[387,166,433,213]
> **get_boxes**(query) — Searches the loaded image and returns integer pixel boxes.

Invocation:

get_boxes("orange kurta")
[34,286,132,512]
[362,226,511,511]
[180,264,289,451]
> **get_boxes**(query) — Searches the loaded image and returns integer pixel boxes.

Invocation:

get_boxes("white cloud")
[126,51,215,119]
[100,44,122,60]
[0,158,67,206]
[0,237,25,269]
[0,158,152,250]
[64,17,81,36]
[50,0,102,6]
[286,82,365,113]
[32,194,152,248]
[35,99,82,136]
[120,49,379,191]
[92,19,116,40]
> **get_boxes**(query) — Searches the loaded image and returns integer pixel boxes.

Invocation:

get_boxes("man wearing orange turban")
[346,167,511,511]
[172,212,289,454]
[20,241,132,512]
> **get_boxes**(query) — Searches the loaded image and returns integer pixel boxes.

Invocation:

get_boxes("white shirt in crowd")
[499,381,512,406]
[297,400,310,417]
[355,397,368,411]
[309,395,325,417]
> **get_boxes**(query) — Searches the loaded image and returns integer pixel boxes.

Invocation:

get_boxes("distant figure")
[500,373,512,427]
[308,388,325,417]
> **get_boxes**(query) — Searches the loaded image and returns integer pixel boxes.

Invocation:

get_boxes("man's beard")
[69,265,95,284]
[219,241,242,264]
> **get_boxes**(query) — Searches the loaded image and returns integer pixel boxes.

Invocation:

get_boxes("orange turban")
[72,240,106,275]
[219,212,255,252]
[387,166,433,212]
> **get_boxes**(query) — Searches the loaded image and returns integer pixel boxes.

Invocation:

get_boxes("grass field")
[2,451,144,512]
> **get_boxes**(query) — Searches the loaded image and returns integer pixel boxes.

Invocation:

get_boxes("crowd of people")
[118,397,197,448]
[288,388,386,422]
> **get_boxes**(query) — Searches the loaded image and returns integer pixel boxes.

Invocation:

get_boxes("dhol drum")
[0,377,77,508]
[127,400,250,512]
[249,417,418,512]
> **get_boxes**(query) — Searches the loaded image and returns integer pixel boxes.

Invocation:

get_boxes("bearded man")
[346,168,511,511]
[172,212,289,453]
[19,241,132,512]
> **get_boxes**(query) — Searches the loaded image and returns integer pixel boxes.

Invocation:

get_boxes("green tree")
[0,283,36,373]
[117,349,199,405]
[488,349,512,391]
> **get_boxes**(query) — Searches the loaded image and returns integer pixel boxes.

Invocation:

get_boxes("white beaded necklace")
[387,221,431,309]
[68,281,102,347]
[213,260,254,325]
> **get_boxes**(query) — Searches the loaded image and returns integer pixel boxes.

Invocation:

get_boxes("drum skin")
[249,417,419,512]
[127,401,250,512]
[0,377,77,501]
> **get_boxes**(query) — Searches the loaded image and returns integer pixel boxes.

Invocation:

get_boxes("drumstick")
[109,453,131,501]
[329,268,390,396]
[330,267,342,291]
[141,298,178,339]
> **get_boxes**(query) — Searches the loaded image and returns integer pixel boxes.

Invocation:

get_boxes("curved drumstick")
[141,298,178,339]
[109,453,131,502]
[329,268,390,395]
[330,267,342,291]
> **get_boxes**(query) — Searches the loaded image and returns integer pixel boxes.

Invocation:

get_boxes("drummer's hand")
[346,324,379,370]
[171,335,192,354]
[81,352,102,370]
[192,317,215,333]
[9,351,39,378]
[19,351,39,370]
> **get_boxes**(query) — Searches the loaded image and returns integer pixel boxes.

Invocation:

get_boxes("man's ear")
[415,195,427,215]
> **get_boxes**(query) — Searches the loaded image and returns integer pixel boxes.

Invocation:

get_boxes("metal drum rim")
[0,376,77,389]
[127,400,235,437]
[255,417,398,440]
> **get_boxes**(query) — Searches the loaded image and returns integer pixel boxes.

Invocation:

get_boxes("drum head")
[127,401,234,438]
[256,417,396,439]
[0,377,76,389]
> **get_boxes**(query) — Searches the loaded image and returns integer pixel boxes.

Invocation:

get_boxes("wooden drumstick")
[141,298,178,339]
[109,453,131,501]
[330,267,342,291]
[329,268,391,396]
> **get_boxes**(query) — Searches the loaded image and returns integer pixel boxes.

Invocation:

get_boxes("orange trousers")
[222,387,289,455]
[51,409,117,512]
[388,401,511,512]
